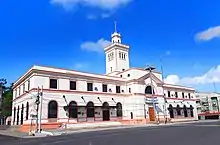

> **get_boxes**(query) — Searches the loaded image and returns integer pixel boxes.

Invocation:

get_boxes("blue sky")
[1,0,220,92]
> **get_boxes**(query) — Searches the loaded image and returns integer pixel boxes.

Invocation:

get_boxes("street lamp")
[159,58,168,124]
[25,86,43,133]
[145,65,158,124]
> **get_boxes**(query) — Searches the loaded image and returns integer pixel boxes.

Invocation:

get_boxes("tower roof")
[111,32,121,38]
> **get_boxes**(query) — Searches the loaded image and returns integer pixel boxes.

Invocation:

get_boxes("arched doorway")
[176,105,181,116]
[183,105,188,117]
[13,107,16,125]
[86,101,94,118]
[116,102,123,117]
[102,102,110,121]
[21,104,24,125]
[69,101,77,119]
[48,101,58,119]
[168,104,174,118]
[26,102,29,120]
[16,106,19,125]
[190,105,194,117]
[145,86,155,94]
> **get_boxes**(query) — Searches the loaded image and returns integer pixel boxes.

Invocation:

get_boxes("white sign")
[145,98,158,103]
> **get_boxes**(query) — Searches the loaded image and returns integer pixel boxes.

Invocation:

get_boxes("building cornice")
[13,65,126,88]
[12,88,132,102]
[104,43,129,52]
[163,84,195,91]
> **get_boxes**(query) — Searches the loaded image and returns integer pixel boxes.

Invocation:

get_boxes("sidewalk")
[0,129,28,138]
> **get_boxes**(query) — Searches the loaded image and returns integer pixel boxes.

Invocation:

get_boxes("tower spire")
[114,21,117,32]
[111,21,121,44]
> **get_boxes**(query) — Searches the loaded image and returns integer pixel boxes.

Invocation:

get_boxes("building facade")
[11,28,198,131]
[196,92,220,120]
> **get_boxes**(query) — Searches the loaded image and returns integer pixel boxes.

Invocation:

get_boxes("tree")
[1,89,13,117]
[0,78,7,88]
[0,80,13,117]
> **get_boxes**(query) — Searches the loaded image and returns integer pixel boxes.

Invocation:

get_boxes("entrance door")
[103,110,110,121]
[148,107,155,121]
[102,102,110,121]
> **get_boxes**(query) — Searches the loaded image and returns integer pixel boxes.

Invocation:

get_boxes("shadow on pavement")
[0,134,20,144]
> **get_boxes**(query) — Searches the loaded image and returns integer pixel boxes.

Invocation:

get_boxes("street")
[2,121,220,145]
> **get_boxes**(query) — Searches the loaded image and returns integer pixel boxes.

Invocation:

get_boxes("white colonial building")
[196,92,220,120]
[11,28,198,131]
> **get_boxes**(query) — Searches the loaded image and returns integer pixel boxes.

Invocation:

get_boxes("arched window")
[176,105,181,116]
[102,102,110,110]
[183,105,188,117]
[13,107,16,125]
[21,104,24,125]
[48,101,58,119]
[145,86,155,94]
[86,101,94,118]
[190,105,194,117]
[116,102,123,117]
[26,102,29,120]
[168,104,174,118]
[17,106,20,125]
[69,101,77,118]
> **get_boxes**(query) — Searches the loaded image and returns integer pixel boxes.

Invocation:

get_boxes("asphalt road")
[2,121,220,145]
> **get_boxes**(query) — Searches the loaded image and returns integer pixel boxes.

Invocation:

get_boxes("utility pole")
[38,85,43,133]
[35,87,40,132]
[160,58,167,124]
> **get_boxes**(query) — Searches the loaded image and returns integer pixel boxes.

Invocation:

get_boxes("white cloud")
[50,0,80,11]
[73,62,89,70]
[165,51,171,56]
[87,13,98,19]
[195,26,220,41]
[86,12,111,19]
[101,13,111,18]
[80,38,111,53]
[164,65,220,85]
[50,0,132,12]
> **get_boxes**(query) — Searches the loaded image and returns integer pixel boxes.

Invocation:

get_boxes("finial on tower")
[111,21,121,43]
[114,21,117,32]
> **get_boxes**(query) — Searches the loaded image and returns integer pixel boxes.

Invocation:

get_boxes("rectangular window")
[27,80,30,90]
[70,81,76,90]
[50,79,58,89]
[175,92,178,98]
[19,87,21,96]
[23,84,25,93]
[87,83,93,91]
[14,89,17,97]
[182,92,184,98]
[168,91,171,97]
[188,93,191,99]
[102,84,107,92]
[108,55,111,61]
[116,86,121,93]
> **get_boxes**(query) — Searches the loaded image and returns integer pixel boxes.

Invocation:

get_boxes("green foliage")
[0,79,13,117]
[1,89,13,117]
